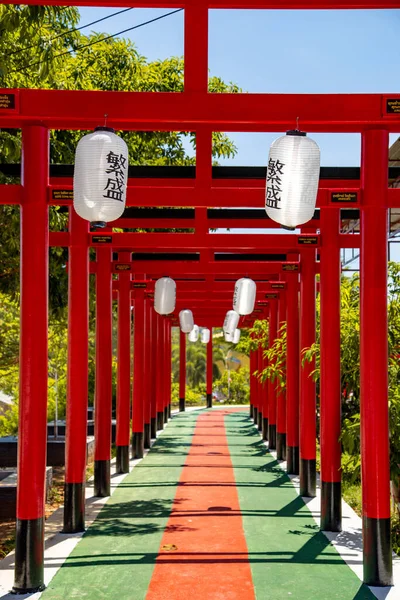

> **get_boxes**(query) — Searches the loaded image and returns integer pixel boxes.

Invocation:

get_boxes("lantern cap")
[91,221,107,229]
[280,224,296,231]
[94,126,115,133]
[286,129,307,137]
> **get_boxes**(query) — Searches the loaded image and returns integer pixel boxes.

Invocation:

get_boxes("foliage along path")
[42,409,374,600]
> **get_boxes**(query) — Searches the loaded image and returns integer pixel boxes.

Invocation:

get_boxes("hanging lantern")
[265,129,320,230]
[154,277,176,315]
[223,310,239,336]
[179,309,194,333]
[233,329,241,344]
[224,330,233,343]
[73,127,129,227]
[188,324,199,342]
[201,328,210,344]
[233,278,256,316]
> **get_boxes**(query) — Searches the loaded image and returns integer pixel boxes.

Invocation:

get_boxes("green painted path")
[42,409,374,600]
[225,411,374,600]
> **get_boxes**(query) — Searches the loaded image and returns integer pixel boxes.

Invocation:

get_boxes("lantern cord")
[12,9,183,75]
[104,114,108,127]
[296,116,300,130]
[8,7,136,58]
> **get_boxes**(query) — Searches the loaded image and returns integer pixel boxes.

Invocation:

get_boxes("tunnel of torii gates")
[1,0,400,595]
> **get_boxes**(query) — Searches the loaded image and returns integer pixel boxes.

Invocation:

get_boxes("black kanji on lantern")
[266,157,285,209]
[103,151,127,202]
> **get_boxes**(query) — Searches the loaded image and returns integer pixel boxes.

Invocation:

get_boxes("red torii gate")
[0,0,399,593]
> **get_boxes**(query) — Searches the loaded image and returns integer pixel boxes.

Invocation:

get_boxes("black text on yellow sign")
[331,192,358,203]
[92,235,112,244]
[0,93,15,110]
[386,99,400,114]
[52,189,73,201]
[298,236,318,245]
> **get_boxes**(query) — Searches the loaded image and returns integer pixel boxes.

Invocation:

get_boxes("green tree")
[214,368,250,404]
[0,5,239,308]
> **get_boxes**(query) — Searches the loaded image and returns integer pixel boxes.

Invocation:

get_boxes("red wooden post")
[156,314,165,430]
[276,283,287,460]
[144,299,152,449]
[116,252,131,473]
[261,340,269,441]
[13,126,49,594]
[184,4,208,94]
[150,306,158,438]
[268,299,278,450]
[162,318,168,423]
[64,209,89,532]
[299,249,317,497]
[320,207,341,531]
[206,328,213,408]
[179,329,186,412]
[168,320,173,418]
[94,245,112,497]
[252,342,259,425]
[286,272,300,474]
[360,129,392,586]
[249,345,257,421]
[132,286,146,458]
[257,345,263,431]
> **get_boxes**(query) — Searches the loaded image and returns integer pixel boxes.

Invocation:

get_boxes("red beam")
[0,185,21,205]
[1,90,400,132]
[3,1,400,9]
[47,183,361,209]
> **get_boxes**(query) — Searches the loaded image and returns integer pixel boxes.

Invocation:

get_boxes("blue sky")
[77,7,400,167]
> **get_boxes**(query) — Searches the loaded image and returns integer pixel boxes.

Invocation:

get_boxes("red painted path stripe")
[146,409,255,600]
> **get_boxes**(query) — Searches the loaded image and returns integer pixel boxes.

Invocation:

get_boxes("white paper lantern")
[188,324,199,342]
[179,309,194,333]
[225,331,233,342]
[223,310,239,336]
[265,130,320,230]
[201,328,210,344]
[233,278,256,316]
[73,127,129,226]
[233,329,241,344]
[154,277,176,315]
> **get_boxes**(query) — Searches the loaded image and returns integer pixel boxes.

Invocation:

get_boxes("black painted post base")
[262,417,269,441]
[164,406,168,424]
[116,445,130,474]
[249,404,253,419]
[276,432,287,461]
[286,446,299,475]
[321,481,342,532]
[300,458,316,497]
[132,432,144,459]
[168,404,171,418]
[151,417,157,439]
[144,423,151,449]
[257,411,262,431]
[206,393,212,408]
[268,423,277,450]
[94,460,111,497]
[63,482,85,533]
[13,517,45,594]
[179,397,185,412]
[253,406,258,425]
[157,411,164,431]
[363,516,393,586]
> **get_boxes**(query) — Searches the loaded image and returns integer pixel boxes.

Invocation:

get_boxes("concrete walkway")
[1,408,399,599]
